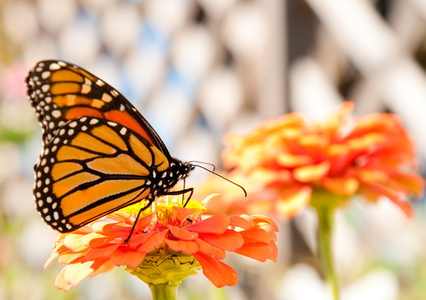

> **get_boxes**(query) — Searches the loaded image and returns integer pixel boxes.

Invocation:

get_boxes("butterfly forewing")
[26,60,170,156]
[33,117,169,232]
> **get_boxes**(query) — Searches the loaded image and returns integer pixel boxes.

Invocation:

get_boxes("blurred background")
[1,0,426,299]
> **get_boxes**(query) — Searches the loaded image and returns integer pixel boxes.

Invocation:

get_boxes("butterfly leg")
[125,199,154,243]
[165,188,194,207]
[125,188,194,243]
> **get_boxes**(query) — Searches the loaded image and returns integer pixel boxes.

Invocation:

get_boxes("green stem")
[316,205,340,300]
[149,283,178,300]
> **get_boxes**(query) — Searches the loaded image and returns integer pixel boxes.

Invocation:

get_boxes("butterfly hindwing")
[26,60,170,157]
[33,116,170,232]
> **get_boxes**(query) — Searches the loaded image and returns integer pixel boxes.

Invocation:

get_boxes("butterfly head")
[169,159,195,181]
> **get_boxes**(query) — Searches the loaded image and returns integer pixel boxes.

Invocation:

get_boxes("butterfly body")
[26,60,194,232]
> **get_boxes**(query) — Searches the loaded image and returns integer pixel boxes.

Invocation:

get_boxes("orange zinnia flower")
[45,195,278,292]
[221,102,424,218]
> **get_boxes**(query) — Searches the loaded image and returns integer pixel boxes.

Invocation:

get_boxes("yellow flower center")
[119,195,206,225]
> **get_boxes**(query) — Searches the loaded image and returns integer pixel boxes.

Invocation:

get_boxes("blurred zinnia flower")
[221,102,424,218]
[45,195,278,293]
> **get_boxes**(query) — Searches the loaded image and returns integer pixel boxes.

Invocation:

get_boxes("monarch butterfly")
[26,60,195,234]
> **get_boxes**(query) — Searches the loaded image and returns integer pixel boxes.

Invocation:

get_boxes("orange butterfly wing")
[26,60,170,157]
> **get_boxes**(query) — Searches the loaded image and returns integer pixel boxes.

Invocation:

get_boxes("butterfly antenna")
[188,160,216,172]
[192,164,247,197]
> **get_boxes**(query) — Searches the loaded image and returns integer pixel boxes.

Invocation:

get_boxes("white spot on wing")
[41,85,50,92]
[49,63,61,70]
[52,110,61,118]
[102,93,112,102]
[42,71,51,79]
[81,84,91,94]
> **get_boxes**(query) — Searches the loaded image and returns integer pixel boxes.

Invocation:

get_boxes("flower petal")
[134,214,155,230]
[293,161,330,182]
[111,247,146,268]
[362,184,414,217]
[199,230,244,251]
[44,252,59,270]
[91,221,118,234]
[89,260,116,278]
[63,260,96,288]
[235,243,274,262]
[136,230,168,253]
[277,185,312,217]
[63,234,86,252]
[58,252,86,265]
[127,231,157,248]
[54,267,72,292]
[239,226,272,244]
[170,206,198,223]
[168,225,198,240]
[85,244,119,260]
[252,216,279,232]
[164,238,199,253]
[193,252,238,287]
[277,152,313,167]
[389,173,424,197]
[195,238,226,260]
[186,213,230,234]
[229,214,253,230]
[322,177,359,196]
